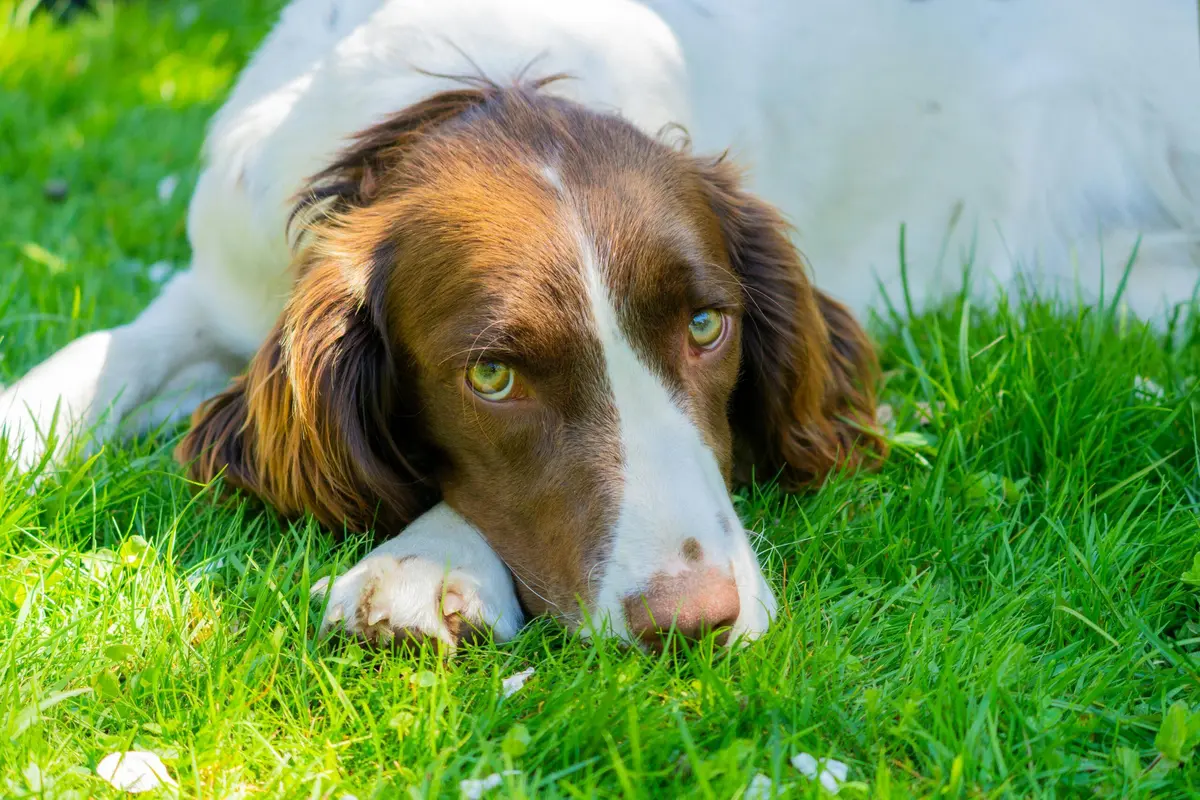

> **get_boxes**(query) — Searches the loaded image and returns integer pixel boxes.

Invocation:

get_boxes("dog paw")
[312,553,518,650]
[0,397,54,474]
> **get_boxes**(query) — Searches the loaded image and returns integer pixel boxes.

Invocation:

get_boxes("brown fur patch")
[694,157,887,488]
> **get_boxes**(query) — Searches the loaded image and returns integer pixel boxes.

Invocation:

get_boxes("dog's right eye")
[467,360,517,400]
[688,309,726,350]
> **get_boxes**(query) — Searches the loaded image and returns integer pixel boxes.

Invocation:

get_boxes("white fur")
[314,502,525,646]
[575,229,777,641]
[663,0,1200,318]
[2,0,1197,643]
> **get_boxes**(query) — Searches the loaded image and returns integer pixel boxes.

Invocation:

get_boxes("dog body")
[191,0,1200,325]
[3,0,1198,647]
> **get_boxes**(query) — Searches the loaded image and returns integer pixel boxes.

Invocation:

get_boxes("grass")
[2,1,1200,797]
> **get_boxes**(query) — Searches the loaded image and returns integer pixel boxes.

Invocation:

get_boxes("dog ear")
[697,156,886,488]
[175,83,523,530]
[175,241,437,531]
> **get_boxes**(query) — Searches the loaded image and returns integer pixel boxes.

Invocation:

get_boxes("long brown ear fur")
[698,157,887,488]
[175,83,531,531]
[175,242,437,532]
[177,241,441,532]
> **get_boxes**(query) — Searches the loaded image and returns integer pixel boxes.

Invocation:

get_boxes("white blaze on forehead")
[572,227,775,642]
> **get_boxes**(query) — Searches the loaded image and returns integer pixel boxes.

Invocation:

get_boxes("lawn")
[2,2,1199,797]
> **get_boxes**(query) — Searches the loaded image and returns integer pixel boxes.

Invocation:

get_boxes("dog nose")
[622,567,741,650]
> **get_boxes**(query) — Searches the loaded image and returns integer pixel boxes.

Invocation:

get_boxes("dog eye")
[688,309,725,349]
[467,360,517,400]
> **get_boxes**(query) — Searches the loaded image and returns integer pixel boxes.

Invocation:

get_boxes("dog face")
[178,81,883,645]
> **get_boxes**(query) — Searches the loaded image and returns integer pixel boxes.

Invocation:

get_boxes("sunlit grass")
[2,2,1199,797]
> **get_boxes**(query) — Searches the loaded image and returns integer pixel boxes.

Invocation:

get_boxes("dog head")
[177,79,884,647]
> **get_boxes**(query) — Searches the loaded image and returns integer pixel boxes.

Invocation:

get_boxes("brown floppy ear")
[175,242,437,532]
[698,157,886,488]
[174,83,519,531]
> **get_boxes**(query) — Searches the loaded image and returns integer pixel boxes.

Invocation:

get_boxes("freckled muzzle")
[622,566,741,650]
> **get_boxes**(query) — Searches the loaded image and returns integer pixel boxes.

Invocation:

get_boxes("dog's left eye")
[688,309,725,349]
[467,360,517,400]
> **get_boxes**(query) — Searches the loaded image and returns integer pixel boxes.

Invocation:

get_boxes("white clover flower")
[501,667,535,698]
[460,770,520,799]
[96,751,177,793]
[792,752,849,795]
[745,773,778,799]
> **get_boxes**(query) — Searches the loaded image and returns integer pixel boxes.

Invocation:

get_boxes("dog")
[178,76,885,649]
[2,0,1197,649]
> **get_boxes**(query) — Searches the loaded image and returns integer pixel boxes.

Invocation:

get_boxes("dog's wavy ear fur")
[175,84,517,531]
[697,157,887,488]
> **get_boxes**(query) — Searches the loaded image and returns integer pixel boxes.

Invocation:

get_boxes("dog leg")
[0,270,243,472]
[118,360,241,440]
[313,503,525,650]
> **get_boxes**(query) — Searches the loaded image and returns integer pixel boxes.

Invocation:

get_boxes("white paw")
[0,392,55,473]
[0,396,109,477]
[0,329,121,474]
[312,553,524,650]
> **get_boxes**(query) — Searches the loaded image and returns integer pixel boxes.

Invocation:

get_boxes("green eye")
[688,309,725,349]
[467,360,516,400]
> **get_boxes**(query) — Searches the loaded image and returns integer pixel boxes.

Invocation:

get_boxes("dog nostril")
[622,567,740,651]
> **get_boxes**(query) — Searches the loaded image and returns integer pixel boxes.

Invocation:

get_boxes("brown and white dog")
[176,79,882,649]
[3,0,1197,649]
